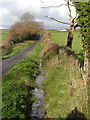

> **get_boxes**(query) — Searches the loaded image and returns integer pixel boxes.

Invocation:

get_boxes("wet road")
[2,40,39,76]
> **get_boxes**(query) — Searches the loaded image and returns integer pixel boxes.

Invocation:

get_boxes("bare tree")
[19,12,35,26]
[41,0,79,49]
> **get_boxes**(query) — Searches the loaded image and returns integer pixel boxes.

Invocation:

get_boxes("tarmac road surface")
[2,40,39,76]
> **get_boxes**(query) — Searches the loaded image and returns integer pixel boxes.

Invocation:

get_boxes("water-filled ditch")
[30,59,45,119]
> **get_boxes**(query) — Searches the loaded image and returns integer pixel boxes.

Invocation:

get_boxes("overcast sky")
[0,0,76,29]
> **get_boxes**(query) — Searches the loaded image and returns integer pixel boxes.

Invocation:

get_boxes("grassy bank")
[50,31,84,67]
[2,41,42,119]
[2,41,33,59]
[43,54,88,118]
[42,30,88,119]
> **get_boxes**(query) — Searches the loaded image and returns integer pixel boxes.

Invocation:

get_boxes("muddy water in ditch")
[30,59,45,119]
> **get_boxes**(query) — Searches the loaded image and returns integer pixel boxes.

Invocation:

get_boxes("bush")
[2,37,13,56]
[9,21,43,44]
[2,12,43,56]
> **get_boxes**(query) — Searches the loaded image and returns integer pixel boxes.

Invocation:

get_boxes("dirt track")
[2,40,39,76]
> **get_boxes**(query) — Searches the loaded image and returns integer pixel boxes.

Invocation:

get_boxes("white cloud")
[0,0,76,29]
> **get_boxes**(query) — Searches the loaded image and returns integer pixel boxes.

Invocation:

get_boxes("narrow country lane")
[2,40,40,76]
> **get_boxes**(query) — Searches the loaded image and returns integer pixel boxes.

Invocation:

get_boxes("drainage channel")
[30,59,45,119]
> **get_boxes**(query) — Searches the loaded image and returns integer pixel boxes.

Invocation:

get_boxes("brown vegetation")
[42,30,60,58]
[7,21,43,45]
[2,12,43,56]
[42,30,80,67]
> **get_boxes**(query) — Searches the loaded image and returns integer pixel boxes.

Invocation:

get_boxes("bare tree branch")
[42,4,74,8]
[45,16,70,25]
[73,13,78,22]
[67,1,72,19]
[67,12,71,18]
[74,23,79,29]
[42,4,67,8]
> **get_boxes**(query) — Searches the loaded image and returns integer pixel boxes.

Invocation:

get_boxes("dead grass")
[42,30,80,67]
[42,30,60,58]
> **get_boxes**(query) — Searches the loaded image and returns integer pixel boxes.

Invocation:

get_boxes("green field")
[0,29,9,43]
[50,31,82,53]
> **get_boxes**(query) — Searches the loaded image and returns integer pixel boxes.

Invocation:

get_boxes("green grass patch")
[0,29,9,44]
[2,41,33,59]
[50,31,82,53]
[41,30,88,118]
[2,41,42,119]
[50,31,84,65]
[43,54,88,119]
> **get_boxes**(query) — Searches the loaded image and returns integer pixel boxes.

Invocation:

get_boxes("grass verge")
[2,41,33,59]
[43,54,88,119]
[42,30,88,119]
[2,41,42,119]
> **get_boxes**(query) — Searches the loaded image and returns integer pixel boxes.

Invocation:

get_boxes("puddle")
[30,59,45,119]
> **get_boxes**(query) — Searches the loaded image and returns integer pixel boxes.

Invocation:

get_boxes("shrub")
[2,12,43,56]
[9,21,43,44]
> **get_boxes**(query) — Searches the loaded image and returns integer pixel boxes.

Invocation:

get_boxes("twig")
[45,16,70,25]
[67,1,72,18]
[74,23,79,29]
[42,4,74,8]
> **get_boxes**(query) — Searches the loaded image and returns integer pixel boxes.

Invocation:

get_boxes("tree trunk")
[83,50,89,86]
[67,21,74,49]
